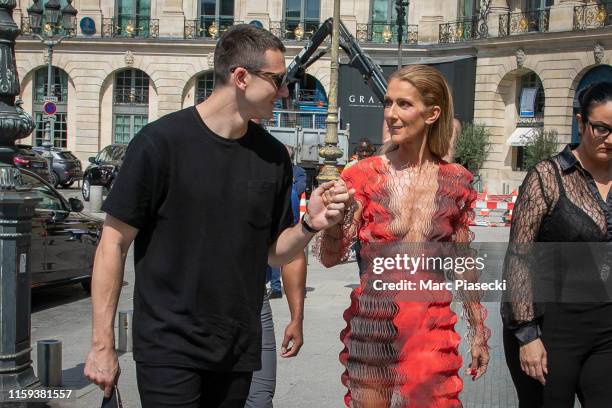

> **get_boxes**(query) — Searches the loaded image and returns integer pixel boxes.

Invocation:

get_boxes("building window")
[33,67,68,148]
[525,0,553,11]
[113,69,149,144]
[116,0,152,36]
[195,72,215,104]
[199,0,234,35]
[458,0,479,19]
[369,0,408,42]
[518,72,545,118]
[284,0,320,40]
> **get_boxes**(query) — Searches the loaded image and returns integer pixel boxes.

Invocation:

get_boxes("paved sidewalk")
[19,225,536,407]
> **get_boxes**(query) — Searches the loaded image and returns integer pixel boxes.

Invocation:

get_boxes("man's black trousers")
[136,363,253,408]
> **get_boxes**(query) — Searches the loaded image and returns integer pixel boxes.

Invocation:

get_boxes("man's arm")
[268,180,353,266]
[84,215,138,397]
[280,250,306,357]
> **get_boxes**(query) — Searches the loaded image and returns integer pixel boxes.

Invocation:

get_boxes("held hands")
[519,338,547,385]
[306,180,355,231]
[84,346,120,398]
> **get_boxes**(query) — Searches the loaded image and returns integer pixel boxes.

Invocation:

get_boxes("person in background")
[268,145,307,299]
[502,81,612,407]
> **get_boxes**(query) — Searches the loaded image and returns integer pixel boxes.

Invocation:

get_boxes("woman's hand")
[467,343,489,381]
[520,338,547,385]
[306,180,354,231]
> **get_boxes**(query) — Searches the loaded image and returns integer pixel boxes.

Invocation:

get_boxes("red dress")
[318,156,489,408]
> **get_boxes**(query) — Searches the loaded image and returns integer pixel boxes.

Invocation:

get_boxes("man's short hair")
[214,24,286,86]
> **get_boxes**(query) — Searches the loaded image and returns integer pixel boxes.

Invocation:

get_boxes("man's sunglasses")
[231,66,287,90]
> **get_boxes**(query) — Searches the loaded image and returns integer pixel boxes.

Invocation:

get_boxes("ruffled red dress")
[318,156,489,408]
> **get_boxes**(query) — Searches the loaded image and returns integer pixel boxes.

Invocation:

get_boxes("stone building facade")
[12,0,612,192]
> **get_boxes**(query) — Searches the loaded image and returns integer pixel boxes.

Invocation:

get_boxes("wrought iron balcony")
[102,16,159,38]
[499,9,550,36]
[439,18,487,43]
[269,20,320,41]
[184,16,238,39]
[114,87,149,104]
[20,16,74,37]
[356,22,418,44]
[574,1,612,30]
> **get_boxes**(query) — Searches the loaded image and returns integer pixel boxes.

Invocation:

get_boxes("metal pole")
[316,0,343,183]
[36,339,62,387]
[43,43,55,184]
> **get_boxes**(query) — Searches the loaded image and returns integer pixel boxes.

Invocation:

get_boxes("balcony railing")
[261,109,339,129]
[356,22,418,44]
[102,16,159,38]
[499,9,550,36]
[439,18,487,43]
[269,20,320,41]
[574,2,612,30]
[114,87,149,104]
[184,16,238,39]
[20,16,75,36]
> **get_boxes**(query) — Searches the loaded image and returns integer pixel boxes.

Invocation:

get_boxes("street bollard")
[90,185,104,213]
[36,340,62,387]
[117,310,133,352]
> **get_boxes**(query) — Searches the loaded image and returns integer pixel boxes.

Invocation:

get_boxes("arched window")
[517,72,545,118]
[112,69,149,144]
[33,67,68,148]
[195,71,215,104]
[284,0,319,40]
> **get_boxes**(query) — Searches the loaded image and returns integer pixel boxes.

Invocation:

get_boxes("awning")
[506,127,538,146]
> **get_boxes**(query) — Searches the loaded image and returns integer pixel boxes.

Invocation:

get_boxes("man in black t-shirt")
[84,24,352,408]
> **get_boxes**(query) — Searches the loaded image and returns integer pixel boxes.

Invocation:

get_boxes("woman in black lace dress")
[502,82,612,408]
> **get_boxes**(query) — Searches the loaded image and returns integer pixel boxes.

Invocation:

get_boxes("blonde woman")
[318,65,490,407]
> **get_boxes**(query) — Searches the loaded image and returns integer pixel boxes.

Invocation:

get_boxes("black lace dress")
[501,144,612,407]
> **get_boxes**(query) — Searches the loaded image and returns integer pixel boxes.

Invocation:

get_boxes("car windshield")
[57,151,77,160]
[20,172,65,211]
[111,146,127,161]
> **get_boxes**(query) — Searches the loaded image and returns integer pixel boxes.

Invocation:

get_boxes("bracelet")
[301,213,320,234]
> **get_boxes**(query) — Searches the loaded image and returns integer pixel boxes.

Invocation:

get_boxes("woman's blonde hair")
[382,65,454,158]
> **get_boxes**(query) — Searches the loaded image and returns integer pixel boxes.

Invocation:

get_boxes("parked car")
[19,168,103,292]
[0,144,50,181]
[32,147,83,188]
[81,144,127,201]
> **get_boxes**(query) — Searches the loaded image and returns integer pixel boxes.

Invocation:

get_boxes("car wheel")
[81,278,92,294]
[82,178,91,201]
[50,171,60,188]
[60,180,74,188]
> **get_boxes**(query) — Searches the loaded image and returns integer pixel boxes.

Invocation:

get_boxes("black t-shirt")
[102,106,293,371]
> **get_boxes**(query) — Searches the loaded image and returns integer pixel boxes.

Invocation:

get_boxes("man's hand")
[280,320,303,358]
[306,180,355,230]
[84,347,120,398]
[520,338,547,385]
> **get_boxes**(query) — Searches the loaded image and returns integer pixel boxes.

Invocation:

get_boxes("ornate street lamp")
[317,1,343,182]
[25,0,77,185]
[0,0,42,395]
